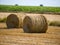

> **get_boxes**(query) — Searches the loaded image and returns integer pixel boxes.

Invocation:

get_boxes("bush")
[49,21,60,27]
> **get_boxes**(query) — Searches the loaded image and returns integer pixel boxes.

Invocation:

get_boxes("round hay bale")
[6,13,26,28]
[23,15,48,33]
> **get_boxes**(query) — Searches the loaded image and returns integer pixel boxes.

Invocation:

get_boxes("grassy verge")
[0,18,7,22]
[48,21,60,27]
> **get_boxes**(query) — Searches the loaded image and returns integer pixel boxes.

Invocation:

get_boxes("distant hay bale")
[23,15,48,33]
[6,13,26,28]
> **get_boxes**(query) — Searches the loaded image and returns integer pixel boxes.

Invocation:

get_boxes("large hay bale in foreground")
[23,15,48,33]
[6,13,26,28]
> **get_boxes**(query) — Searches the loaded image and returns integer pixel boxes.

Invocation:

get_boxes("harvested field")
[0,34,60,45]
[0,12,60,22]
[26,13,60,21]
[0,12,60,45]
[0,23,60,45]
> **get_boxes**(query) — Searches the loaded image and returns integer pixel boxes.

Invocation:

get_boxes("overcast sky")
[0,0,60,7]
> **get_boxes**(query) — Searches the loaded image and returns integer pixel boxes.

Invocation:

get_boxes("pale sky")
[0,0,60,7]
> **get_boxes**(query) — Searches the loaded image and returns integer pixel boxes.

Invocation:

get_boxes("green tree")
[15,4,18,6]
[40,4,43,6]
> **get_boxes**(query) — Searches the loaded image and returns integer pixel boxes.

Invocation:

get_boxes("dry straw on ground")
[23,14,48,33]
[6,13,26,28]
